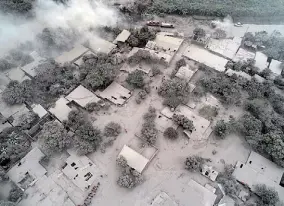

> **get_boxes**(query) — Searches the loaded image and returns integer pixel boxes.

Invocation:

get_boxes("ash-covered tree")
[8,182,24,202]
[0,201,16,206]
[17,111,38,130]
[163,127,178,140]
[151,66,162,76]
[0,0,33,14]
[75,122,102,155]
[0,59,15,71]
[185,155,206,172]
[200,73,242,105]
[116,160,144,189]
[126,70,145,88]
[39,121,72,154]
[217,176,241,197]
[193,28,206,38]
[254,184,280,206]
[214,120,231,139]
[172,114,195,131]
[0,127,31,169]
[104,122,122,137]
[63,110,86,131]
[128,49,158,66]
[141,107,158,145]
[159,78,191,108]
[127,26,158,48]
[2,80,34,105]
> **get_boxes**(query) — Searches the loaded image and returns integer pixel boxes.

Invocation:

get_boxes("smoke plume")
[0,0,119,57]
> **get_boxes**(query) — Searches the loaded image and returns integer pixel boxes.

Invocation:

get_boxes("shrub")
[172,114,195,131]
[199,105,218,121]
[185,155,206,172]
[126,70,145,88]
[254,184,280,206]
[163,127,178,140]
[8,183,24,202]
[104,122,122,137]
[116,156,128,168]
[214,120,230,139]
[151,66,162,76]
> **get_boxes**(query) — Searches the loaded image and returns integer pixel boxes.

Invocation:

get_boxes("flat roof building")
[254,52,269,71]
[48,97,72,122]
[218,196,235,206]
[175,65,198,82]
[95,82,131,105]
[154,34,183,54]
[233,151,284,203]
[55,44,89,64]
[183,44,228,72]
[269,59,282,76]
[233,48,256,63]
[150,192,178,206]
[88,38,116,54]
[4,67,30,83]
[62,150,100,191]
[118,145,150,173]
[21,51,46,77]
[65,85,100,108]
[31,104,48,118]
[7,147,46,190]
[186,179,217,206]
[113,29,131,44]
[206,37,242,60]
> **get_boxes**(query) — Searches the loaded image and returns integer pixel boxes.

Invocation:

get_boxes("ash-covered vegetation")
[147,0,284,17]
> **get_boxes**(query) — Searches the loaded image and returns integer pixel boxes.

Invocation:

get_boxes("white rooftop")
[247,151,284,184]
[269,59,282,76]
[21,51,46,77]
[7,147,46,189]
[183,44,228,72]
[4,67,30,83]
[206,37,242,60]
[218,196,235,206]
[65,85,100,108]
[113,29,131,44]
[154,34,183,54]
[55,44,89,64]
[175,65,197,81]
[62,150,100,191]
[0,98,28,118]
[254,52,269,71]
[48,97,72,122]
[150,192,178,206]
[233,48,256,62]
[225,69,252,80]
[253,74,265,83]
[233,152,284,203]
[88,38,116,54]
[186,179,217,206]
[95,82,131,105]
[118,145,150,173]
[31,104,48,118]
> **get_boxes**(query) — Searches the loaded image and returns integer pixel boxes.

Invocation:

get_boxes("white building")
[7,147,46,190]
[113,29,131,44]
[21,51,46,77]
[65,85,101,108]
[175,65,198,82]
[206,37,242,60]
[233,151,284,203]
[118,145,150,173]
[233,48,256,62]
[95,82,131,105]
[62,150,100,191]
[55,44,89,64]
[254,52,269,71]
[183,44,228,72]
[31,104,48,118]
[48,97,72,122]
[269,59,282,76]
[88,38,116,54]
[4,67,30,83]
